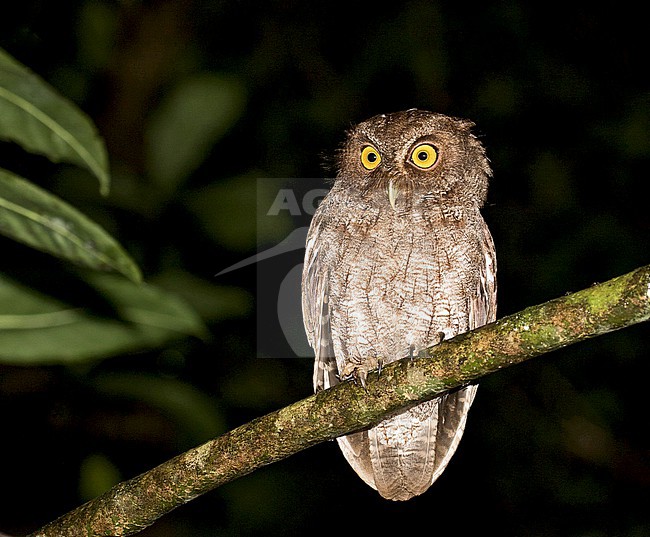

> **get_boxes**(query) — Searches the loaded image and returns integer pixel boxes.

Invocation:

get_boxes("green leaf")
[185,175,293,252]
[0,168,141,281]
[79,453,122,501]
[0,47,110,194]
[0,272,206,364]
[146,73,245,193]
[151,269,252,322]
[88,272,207,338]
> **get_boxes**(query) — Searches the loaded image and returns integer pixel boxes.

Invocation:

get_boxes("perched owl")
[301,109,497,501]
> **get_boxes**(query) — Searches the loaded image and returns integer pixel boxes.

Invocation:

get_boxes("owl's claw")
[355,369,368,390]
[340,357,381,390]
[342,365,369,390]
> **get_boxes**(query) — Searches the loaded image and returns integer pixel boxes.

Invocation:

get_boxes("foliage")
[0,2,648,537]
[0,48,204,361]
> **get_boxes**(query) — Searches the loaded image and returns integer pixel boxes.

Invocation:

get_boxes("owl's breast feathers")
[316,193,492,367]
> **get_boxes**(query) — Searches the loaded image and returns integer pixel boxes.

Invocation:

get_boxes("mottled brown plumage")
[302,109,497,500]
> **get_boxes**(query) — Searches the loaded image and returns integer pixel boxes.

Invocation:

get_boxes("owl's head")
[336,109,491,209]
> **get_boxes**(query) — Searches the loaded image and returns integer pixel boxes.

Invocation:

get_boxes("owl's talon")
[356,369,368,390]
[340,361,377,391]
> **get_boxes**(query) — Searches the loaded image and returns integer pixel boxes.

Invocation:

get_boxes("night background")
[0,1,648,535]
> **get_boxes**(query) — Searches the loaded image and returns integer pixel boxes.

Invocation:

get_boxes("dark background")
[0,1,648,535]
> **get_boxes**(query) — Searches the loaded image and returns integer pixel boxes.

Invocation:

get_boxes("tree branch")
[30,265,650,537]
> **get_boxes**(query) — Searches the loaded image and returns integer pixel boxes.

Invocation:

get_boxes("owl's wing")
[469,219,498,329]
[302,214,338,392]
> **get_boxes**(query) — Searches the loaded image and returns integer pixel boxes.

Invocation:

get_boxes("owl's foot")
[340,356,382,389]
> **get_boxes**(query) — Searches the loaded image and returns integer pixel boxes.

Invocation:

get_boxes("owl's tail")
[337,384,478,500]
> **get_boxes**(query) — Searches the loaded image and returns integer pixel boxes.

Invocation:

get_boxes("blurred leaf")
[0,47,110,194]
[225,467,297,533]
[476,76,521,117]
[77,1,118,71]
[0,272,206,364]
[79,453,122,501]
[0,168,141,281]
[93,372,224,445]
[610,94,650,158]
[529,152,574,210]
[146,73,245,194]
[88,272,207,336]
[185,175,293,251]
[151,269,252,323]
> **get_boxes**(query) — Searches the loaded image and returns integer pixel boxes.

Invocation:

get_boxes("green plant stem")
[30,264,650,537]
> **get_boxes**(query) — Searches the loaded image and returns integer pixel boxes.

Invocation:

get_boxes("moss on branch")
[31,265,650,537]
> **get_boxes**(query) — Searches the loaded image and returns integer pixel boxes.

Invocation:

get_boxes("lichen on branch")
[30,265,650,537]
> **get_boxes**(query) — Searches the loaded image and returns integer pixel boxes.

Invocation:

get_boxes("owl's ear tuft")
[452,117,477,132]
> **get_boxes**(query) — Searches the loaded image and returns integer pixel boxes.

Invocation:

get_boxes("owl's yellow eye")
[410,143,438,169]
[361,145,381,170]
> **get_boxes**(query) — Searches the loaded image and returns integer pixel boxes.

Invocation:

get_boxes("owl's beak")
[388,180,399,210]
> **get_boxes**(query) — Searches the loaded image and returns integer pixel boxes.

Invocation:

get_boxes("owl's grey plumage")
[302,109,496,501]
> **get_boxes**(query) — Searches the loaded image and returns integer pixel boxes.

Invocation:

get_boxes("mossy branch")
[30,265,650,537]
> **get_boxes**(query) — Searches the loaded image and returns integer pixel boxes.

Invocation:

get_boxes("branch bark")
[30,264,650,537]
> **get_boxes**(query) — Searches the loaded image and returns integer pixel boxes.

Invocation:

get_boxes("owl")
[301,109,497,501]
